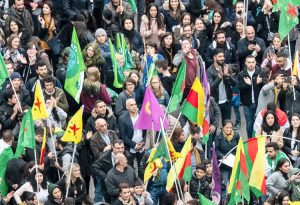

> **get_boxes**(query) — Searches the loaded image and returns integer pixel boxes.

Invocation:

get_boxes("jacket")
[60,0,92,20]
[238,67,263,106]
[214,131,240,160]
[90,130,119,159]
[237,37,266,65]
[207,64,236,103]
[140,14,165,46]
[122,29,144,54]
[103,2,134,27]
[162,3,185,32]
[43,88,69,113]
[0,102,18,131]
[279,84,300,115]
[283,128,300,156]
[189,172,210,199]
[266,171,287,197]
[209,97,221,129]
[115,91,135,117]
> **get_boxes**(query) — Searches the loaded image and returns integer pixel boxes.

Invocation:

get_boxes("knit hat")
[48,183,60,195]
[95,28,107,38]
[10,72,21,80]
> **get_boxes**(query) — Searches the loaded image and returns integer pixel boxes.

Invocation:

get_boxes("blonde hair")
[150,76,165,99]
[82,66,101,95]
[65,163,84,188]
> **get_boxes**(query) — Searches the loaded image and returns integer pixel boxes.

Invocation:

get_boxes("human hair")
[41,1,54,17]
[125,77,136,87]
[2,130,14,143]
[261,110,280,134]
[212,10,224,26]
[35,126,44,137]
[65,163,84,187]
[214,30,226,39]
[212,48,224,56]
[162,192,177,205]
[196,164,206,172]
[288,113,300,140]
[43,75,55,84]
[266,102,276,112]
[183,24,192,31]
[28,168,48,191]
[160,32,174,48]
[26,41,38,51]
[146,41,158,51]
[146,3,165,30]
[95,100,105,107]
[277,51,288,58]
[133,179,144,187]
[266,142,280,151]
[245,55,255,61]
[275,158,289,179]
[122,17,135,31]
[82,66,101,95]
[118,183,130,194]
[35,61,47,70]
[278,191,290,205]
[7,34,20,49]
[168,0,181,20]
[80,9,97,32]
[112,139,124,147]
[2,89,15,102]
[222,119,233,127]
[8,18,21,35]
[202,159,212,166]
[150,76,165,99]
[82,42,103,67]
[128,70,141,86]
[186,200,200,205]
[171,127,184,145]
[180,12,191,26]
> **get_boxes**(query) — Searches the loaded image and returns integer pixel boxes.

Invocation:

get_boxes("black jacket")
[237,37,266,65]
[282,128,300,156]
[278,84,300,115]
[5,158,27,192]
[238,67,263,106]
[207,64,236,104]
[122,29,144,54]
[214,131,240,160]
[190,173,210,199]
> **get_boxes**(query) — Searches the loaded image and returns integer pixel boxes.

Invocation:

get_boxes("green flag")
[0,148,14,196]
[115,33,122,53]
[128,0,137,13]
[198,193,215,205]
[272,0,300,11]
[0,54,10,87]
[151,135,170,162]
[109,38,125,88]
[15,109,35,158]
[121,33,134,70]
[64,27,86,103]
[278,3,299,41]
[168,61,186,113]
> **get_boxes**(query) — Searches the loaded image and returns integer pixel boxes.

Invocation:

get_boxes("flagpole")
[8,77,23,113]
[169,112,182,139]
[34,148,40,205]
[288,33,296,100]
[65,143,77,198]
[151,122,156,146]
[244,0,248,27]
[47,122,61,179]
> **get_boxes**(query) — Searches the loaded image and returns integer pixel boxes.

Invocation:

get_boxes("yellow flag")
[289,201,300,205]
[166,137,182,162]
[32,80,48,120]
[61,106,83,144]
[166,136,191,191]
[293,50,299,78]
[144,157,163,183]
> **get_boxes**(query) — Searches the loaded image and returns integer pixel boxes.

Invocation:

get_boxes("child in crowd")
[202,159,213,184]
[189,164,211,199]
[231,64,241,129]
[133,179,154,205]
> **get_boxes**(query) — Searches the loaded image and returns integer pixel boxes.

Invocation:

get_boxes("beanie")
[10,72,21,80]
[95,28,107,38]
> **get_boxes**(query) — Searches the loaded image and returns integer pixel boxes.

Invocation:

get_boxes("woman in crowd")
[173,12,192,42]
[193,18,212,60]
[140,3,166,46]
[14,168,49,204]
[162,0,185,32]
[82,41,105,68]
[256,110,284,148]
[150,76,169,107]
[128,70,145,109]
[7,19,30,47]
[113,183,139,205]
[45,184,65,205]
[286,167,300,202]
[231,19,245,47]
[171,127,185,152]
[278,191,290,205]
[211,10,225,37]
[263,33,289,60]
[57,163,86,205]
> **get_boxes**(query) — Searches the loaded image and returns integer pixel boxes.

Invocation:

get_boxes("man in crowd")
[115,78,136,117]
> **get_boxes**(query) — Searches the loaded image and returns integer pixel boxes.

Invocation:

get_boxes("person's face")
[183,26,192,38]
[266,113,275,127]
[96,102,106,115]
[223,123,233,135]
[113,143,125,154]
[216,33,226,45]
[164,35,173,46]
[96,34,107,44]
[134,185,144,195]
[120,155,128,167]
[179,132,185,142]
[279,162,290,174]
[44,81,54,93]
[206,164,212,174]
[12,78,21,89]
[245,57,256,71]
[87,46,94,58]
[213,12,222,24]
[10,21,19,33]
[6,63,14,74]
[236,3,244,13]
[182,15,191,26]
[246,27,255,41]
[272,37,281,49]
[291,116,300,128]
[35,172,43,184]
[146,46,156,56]
[266,147,278,159]
[127,100,138,113]
[151,78,160,90]
[97,121,108,133]
[214,53,225,66]
[112,0,120,6]
[183,183,188,193]
[42,4,51,15]
[194,19,204,31]
[125,82,135,93]
[52,187,62,199]
[149,6,157,18]
[73,166,81,178]
[120,188,131,201]
[14,0,24,12]
[276,56,286,68]
[11,37,20,49]
[170,0,179,10]
[130,73,139,83]
[35,134,43,143]
[9,94,17,104]
[36,66,48,78]
[124,19,133,31]
[195,169,206,179]
[282,196,290,205]
[236,22,244,33]
[27,45,37,57]
[181,40,191,51]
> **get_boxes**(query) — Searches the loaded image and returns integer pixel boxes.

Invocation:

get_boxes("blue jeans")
[220,167,231,200]
[244,104,256,138]
[149,186,167,205]
[94,176,104,203]
[233,105,241,125]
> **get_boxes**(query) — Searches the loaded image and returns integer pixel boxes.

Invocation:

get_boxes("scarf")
[223,130,234,142]
[119,196,136,205]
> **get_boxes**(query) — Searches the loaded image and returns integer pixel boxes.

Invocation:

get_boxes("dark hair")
[56,136,68,147]
[196,164,206,172]
[2,130,14,143]
[146,3,165,30]
[3,89,15,102]
[266,102,276,112]
[213,48,224,56]
[35,126,44,137]
[266,142,280,151]
[43,75,55,84]
[183,24,192,31]
[222,119,233,127]
[212,10,224,27]
[134,179,143,187]
[162,192,177,205]
[168,0,181,20]
[191,137,197,147]
[171,127,183,145]
[128,70,141,86]
[41,1,54,16]
[125,77,136,87]
[8,18,22,35]
[202,159,212,166]
[288,113,300,140]
[277,51,288,58]
[275,158,290,180]
[35,61,47,70]
[95,100,105,107]
[112,139,124,146]
[245,55,255,61]
[155,59,168,70]
[29,168,48,191]
[180,12,191,26]
[118,182,130,194]
[146,41,158,51]
[261,110,280,134]
[186,199,200,205]
[160,32,174,48]
[122,17,135,31]
[278,191,290,205]
[214,30,226,39]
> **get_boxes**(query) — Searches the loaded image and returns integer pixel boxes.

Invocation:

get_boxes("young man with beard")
[207,49,236,123]
[181,24,200,50]
[206,30,238,67]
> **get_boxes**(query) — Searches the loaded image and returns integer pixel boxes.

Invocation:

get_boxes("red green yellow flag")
[39,128,47,165]
[144,148,163,183]
[278,3,299,41]
[182,77,205,126]
[178,151,192,182]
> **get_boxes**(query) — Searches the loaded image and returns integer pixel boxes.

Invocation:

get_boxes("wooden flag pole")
[34,148,40,205]
[8,77,23,113]
[65,143,77,198]
[288,33,296,100]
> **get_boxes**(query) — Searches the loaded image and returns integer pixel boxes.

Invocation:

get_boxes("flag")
[40,128,47,165]
[244,136,267,197]
[211,144,221,204]
[15,109,35,158]
[198,193,215,205]
[278,3,299,41]
[151,134,170,162]
[201,63,211,143]
[32,80,48,121]
[61,106,83,144]
[128,0,137,13]
[182,77,205,126]
[288,201,300,205]
[272,0,300,11]
[0,148,14,196]
[228,138,250,205]
[293,50,300,79]
[22,111,36,149]
[166,137,182,162]
[109,38,124,88]
[166,136,191,191]
[168,61,186,113]
[233,0,237,4]
[178,151,192,182]
[121,33,134,70]
[144,148,163,183]
[115,33,122,53]
[134,86,168,131]
[0,54,9,87]
[64,27,86,103]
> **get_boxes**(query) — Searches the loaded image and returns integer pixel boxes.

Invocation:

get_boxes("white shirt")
[130,114,144,153]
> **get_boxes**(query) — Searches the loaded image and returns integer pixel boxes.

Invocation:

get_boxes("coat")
[214,131,240,160]
[237,37,266,65]
[189,173,210,199]
[140,14,165,46]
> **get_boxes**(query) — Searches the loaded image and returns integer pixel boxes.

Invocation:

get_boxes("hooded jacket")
[189,171,210,199]
[45,184,64,205]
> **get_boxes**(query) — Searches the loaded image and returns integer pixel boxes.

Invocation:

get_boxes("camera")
[250,40,256,45]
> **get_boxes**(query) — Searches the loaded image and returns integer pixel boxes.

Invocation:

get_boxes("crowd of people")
[0,0,299,204]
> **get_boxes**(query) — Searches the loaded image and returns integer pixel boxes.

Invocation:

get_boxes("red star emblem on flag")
[287,3,297,18]
[24,128,28,132]
[69,124,80,136]
[34,97,42,112]
[272,0,277,4]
